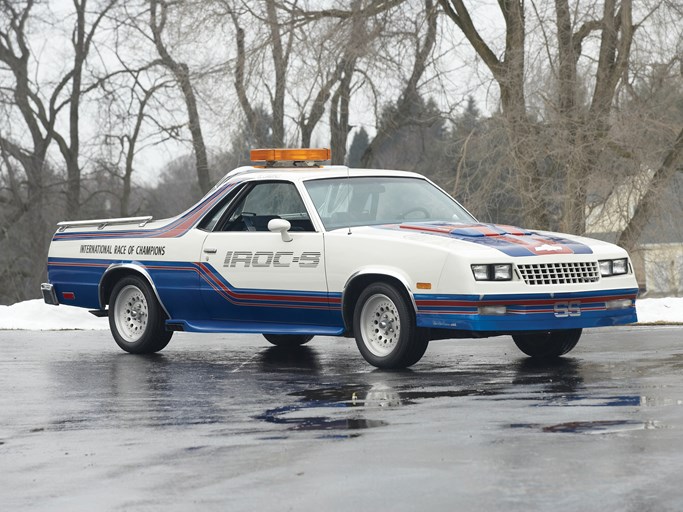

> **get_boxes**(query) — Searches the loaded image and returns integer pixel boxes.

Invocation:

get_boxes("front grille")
[516,262,600,285]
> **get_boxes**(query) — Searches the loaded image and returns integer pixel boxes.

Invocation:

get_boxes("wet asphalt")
[1,326,682,511]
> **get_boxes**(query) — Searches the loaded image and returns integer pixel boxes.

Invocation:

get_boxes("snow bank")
[0,297,680,331]
[0,299,108,330]
[634,297,683,324]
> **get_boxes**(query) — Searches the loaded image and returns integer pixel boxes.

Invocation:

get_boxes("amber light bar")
[250,148,331,162]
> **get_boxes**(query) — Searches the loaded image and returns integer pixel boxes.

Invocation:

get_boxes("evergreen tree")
[366,94,449,182]
[347,127,370,167]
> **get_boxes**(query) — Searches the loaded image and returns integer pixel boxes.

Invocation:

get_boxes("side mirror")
[267,218,293,242]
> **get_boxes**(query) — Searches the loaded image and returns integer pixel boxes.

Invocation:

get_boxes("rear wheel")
[512,329,582,358]
[353,282,428,369]
[109,275,172,354]
[263,334,313,348]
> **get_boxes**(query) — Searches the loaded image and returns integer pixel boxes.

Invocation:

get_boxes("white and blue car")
[42,148,638,368]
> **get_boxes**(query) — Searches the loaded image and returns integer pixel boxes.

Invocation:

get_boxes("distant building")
[586,170,683,297]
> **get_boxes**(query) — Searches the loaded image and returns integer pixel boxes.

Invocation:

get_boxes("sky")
[0,297,680,330]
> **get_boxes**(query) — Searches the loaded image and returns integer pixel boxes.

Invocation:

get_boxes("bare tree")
[618,126,683,252]
[224,0,410,158]
[97,68,175,217]
[0,0,116,219]
[223,0,294,147]
[298,59,345,149]
[149,0,212,194]
[437,0,636,233]
[360,0,438,168]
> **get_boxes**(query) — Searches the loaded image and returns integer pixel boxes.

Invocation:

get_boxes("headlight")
[471,265,490,281]
[612,258,628,275]
[493,264,512,280]
[599,258,629,277]
[471,264,513,281]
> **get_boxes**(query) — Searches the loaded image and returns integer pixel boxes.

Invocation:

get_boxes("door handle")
[203,247,217,254]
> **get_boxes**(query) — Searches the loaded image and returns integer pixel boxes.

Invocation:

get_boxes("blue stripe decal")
[47,257,343,327]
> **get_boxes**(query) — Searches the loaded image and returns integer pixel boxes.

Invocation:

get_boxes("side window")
[221,182,314,232]
[197,184,244,231]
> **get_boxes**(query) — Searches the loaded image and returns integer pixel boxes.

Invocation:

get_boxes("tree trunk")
[617,126,683,252]
[266,0,286,147]
[329,63,354,165]
[361,0,437,168]
[300,61,345,148]
[150,0,211,194]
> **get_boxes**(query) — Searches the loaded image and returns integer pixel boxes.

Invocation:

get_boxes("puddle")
[257,403,388,432]
[51,417,89,430]
[291,385,499,408]
[537,395,642,407]
[511,419,660,434]
[257,383,501,434]
[293,418,388,431]
[316,433,362,440]
[258,378,663,437]
[184,446,208,452]
[289,384,407,409]
[640,396,683,407]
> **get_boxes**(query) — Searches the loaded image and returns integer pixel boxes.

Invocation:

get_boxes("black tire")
[108,275,172,354]
[263,334,314,347]
[512,329,582,358]
[403,336,430,367]
[353,282,428,369]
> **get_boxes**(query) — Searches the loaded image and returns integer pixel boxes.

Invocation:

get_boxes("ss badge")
[554,301,581,318]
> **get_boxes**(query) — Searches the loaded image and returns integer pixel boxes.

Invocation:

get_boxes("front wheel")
[512,329,582,358]
[353,282,428,369]
[109,275,172,354]
[263,334,313,348]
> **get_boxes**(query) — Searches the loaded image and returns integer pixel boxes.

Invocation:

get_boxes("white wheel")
[113,285,149,343]
[352,282,428,369]
[359,293,402,357]
[109,275,172,354]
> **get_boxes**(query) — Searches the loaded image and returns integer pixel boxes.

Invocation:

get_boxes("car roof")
[213,165,425,190]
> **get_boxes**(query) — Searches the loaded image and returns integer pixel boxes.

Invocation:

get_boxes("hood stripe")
[383,222,592,257]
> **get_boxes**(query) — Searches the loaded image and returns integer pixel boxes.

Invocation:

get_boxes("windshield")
[304,176,476,231]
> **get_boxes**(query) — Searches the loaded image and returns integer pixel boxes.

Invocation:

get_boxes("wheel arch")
[341,269,416,333]
[99,263,170,318]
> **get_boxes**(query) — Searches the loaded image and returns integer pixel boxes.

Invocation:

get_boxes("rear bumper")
[41,283,59,306]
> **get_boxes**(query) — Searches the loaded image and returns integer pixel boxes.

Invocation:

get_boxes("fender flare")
[341,268,418,331]
[99,263,171,318]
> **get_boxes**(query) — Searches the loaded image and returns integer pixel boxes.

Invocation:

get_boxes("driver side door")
[199,180,333,327]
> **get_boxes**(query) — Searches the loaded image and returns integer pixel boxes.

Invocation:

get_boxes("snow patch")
[633,297,683,324]
[0,299,108,330]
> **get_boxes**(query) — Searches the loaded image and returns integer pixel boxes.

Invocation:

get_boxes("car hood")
[366,221,595,257]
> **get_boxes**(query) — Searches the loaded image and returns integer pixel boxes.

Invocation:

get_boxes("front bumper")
[414,288,638,332]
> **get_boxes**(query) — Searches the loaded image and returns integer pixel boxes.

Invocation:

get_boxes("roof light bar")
[250,148,331,164]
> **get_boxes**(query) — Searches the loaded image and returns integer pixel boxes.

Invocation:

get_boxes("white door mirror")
[267,218,293,242]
